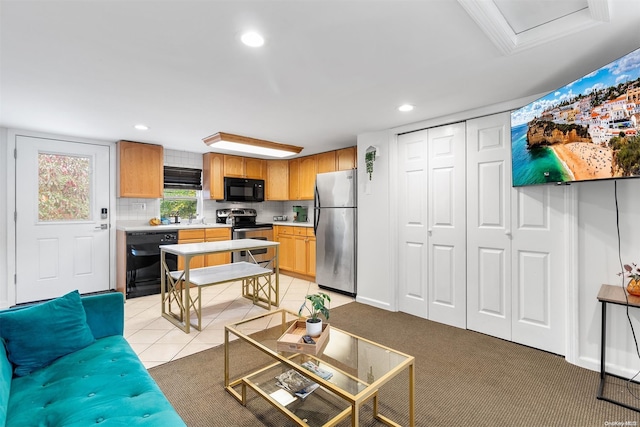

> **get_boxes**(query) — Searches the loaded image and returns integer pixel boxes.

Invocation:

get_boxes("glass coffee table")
[225,309,415,426]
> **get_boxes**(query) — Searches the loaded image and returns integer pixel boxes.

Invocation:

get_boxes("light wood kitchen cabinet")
[289,156,316,200]
[299,156,317,199]
[274,225,315,279]
[336,146,357,170]
[316,151,336,174]
[244,157,266,179]
[307,235,316,276]
[118,140,163,198]
[223,155,245,177]
[203,153,225,200]
[224,155,266,179]
[266,160,289,200]
[288,159,301,200]
[205,228,231,266]
[177,229,205,270]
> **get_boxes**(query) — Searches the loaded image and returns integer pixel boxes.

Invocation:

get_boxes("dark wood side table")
[597,284,640,412]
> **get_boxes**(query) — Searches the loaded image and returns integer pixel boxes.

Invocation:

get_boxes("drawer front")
[279,226,295,235]
[306,227,315,237]
[294,227,308,236]
[205,228,231,239]
[178,229,205,240]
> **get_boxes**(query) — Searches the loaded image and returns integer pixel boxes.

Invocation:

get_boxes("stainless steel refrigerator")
[314,169,357,296]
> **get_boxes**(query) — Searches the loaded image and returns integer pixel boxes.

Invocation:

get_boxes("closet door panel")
[466,113,512,340]
[428,123,466,328]
[511,185,566,355]
[398,130,429,318]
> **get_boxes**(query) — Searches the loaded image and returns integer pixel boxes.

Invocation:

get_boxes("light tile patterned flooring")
[124,274,354,369]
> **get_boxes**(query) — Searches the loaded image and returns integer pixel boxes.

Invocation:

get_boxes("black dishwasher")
[126,231,178,298]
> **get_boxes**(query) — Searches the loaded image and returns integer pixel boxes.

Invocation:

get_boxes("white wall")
[577,179,640,376]
[355,130,395,309]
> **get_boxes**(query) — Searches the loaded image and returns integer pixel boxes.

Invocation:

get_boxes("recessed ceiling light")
[241,32,265,47]
[398,104,414,112]
[134,124,149,131]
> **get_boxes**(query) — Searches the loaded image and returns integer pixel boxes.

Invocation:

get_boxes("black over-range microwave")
[224,177,265,202]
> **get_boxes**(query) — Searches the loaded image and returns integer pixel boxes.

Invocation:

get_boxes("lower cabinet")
[274,226,315,279]
[177,228,231,270]
[205,228,231,266]
[177,229,205,270]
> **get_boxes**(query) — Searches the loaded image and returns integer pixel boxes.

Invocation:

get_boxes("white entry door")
[15,135,111,303]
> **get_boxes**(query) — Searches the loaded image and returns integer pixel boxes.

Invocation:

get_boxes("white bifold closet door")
[397,122,466,328]
[466,113,566,355]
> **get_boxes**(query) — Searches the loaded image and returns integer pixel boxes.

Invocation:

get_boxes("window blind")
[163,166,202,190]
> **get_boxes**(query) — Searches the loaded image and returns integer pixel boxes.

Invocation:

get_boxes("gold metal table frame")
[160,239,280,333]
[224,309,415,427]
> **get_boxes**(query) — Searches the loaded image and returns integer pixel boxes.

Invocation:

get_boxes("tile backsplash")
[116,148,312,223]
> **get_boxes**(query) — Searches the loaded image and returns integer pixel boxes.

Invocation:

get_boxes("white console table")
[160,239,280,333]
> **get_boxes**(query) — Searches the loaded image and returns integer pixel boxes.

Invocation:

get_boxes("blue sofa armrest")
[81,292,124,339]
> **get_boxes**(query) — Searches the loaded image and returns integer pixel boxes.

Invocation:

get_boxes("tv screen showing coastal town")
[511,47,640,187]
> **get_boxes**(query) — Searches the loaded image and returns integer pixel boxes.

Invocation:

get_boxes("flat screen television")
[511,47,640,187]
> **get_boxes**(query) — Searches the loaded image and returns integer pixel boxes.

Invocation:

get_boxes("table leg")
[275,244,280,306]
[409,361,415,427]
[184,255,191,334]
[598,301,607,397]
[161,250,166,315]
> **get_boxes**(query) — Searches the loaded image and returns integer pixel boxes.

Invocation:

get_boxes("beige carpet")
[149,302,640,426]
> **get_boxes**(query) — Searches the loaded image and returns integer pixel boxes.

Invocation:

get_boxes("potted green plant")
[298,292,331,337]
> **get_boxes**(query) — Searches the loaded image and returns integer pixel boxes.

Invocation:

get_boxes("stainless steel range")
[216,208,274,266]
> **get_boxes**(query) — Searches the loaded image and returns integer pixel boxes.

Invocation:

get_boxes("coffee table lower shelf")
[226,361,403,427]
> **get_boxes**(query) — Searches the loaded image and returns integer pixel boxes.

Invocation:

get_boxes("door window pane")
[38,153,91,221]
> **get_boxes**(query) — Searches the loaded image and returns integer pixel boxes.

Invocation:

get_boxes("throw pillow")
[0,290,95,377]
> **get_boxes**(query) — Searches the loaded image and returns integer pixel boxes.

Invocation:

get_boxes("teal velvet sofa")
[0,291,186,427]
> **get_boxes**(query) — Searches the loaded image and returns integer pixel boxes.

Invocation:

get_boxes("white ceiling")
[1,0,640,157]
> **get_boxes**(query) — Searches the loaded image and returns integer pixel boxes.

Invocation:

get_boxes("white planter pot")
[306,319,323,337]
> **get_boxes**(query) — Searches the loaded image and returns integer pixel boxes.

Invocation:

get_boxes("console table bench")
[167,262,273,331]
[160,239,280,333]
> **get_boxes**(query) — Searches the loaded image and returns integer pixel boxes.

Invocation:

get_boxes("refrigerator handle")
[314,185,320,235]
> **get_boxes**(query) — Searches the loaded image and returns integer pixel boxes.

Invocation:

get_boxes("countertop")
[271,221,313,228]
[116,220,313,232]
[116,220,232,232]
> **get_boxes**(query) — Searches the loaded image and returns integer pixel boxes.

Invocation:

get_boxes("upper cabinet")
[244,157,266,179]
[224,155,265,179]
[289,155,317,200]
[203,152,224,200]
[118,140,163,198]
[203,146,356,201]
[336,147,357,170]
[316,151,336,174]
[266,160,289,200]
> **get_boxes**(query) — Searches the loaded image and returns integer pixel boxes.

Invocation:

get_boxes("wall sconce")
[203,132,303,158]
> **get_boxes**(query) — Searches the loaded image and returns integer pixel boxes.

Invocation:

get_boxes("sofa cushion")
[0,290,95,377]
[0,339,12,427]
[6,335,185,427]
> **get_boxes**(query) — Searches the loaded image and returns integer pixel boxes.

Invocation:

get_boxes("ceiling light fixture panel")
[203,132,303,158]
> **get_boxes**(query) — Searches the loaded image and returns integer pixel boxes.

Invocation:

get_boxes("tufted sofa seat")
[0,292,186,427]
